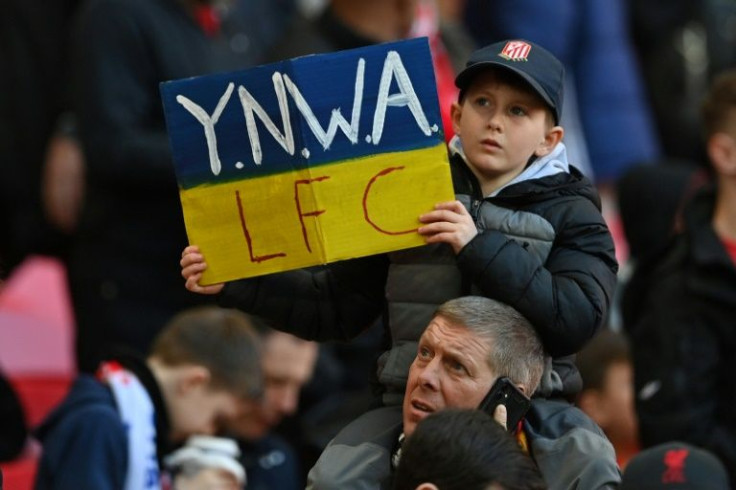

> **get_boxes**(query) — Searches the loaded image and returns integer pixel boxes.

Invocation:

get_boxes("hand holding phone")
[477,376,531,433]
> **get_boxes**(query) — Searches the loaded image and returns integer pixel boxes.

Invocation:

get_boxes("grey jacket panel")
[525,399,621,490]
[308,401,619,490]
[306,406,402,490]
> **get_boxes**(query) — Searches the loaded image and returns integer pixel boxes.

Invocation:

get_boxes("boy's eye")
[474,96,491,107]
[510,106,527,116]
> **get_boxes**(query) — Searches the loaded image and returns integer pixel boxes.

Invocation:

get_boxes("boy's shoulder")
[35,376,129,490]
[37,375,125,441]
[531,169,606,221]
[498,170,603,223]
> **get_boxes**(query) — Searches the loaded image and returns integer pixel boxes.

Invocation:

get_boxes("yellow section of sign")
[181,143,454,284]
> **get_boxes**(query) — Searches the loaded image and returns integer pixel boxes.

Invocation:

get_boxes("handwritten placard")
[161,38,454,283]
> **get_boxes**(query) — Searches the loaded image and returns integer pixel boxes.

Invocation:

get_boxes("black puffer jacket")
[220,148,618,401]
[623,186,736,481]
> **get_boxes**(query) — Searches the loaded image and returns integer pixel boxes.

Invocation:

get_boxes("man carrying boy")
[34,306,262,490]
[305,296,619,489]
[181,38,617,405]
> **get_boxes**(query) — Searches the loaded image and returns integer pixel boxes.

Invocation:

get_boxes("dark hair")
[701,69,736,138]
[435,296,545,394]
[151,306,262,399]
[393,409,547,490]
[576,328,631,393]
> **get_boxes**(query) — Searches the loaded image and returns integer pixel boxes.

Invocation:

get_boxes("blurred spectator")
[617,163,705,268]
[266,0,475,140]
[622,69,736,481]
[462,0,660,186]
[66,0,281,373]
[614,162,706,329]
[392,409,546,490]
[0,370,26,462]
[629,0,736,165]
[228,0,297,65]
[225,328,318,490]
[34,306,262,490]
[620,441,730,490]
[576,328,639,468]
[0,0,82,273]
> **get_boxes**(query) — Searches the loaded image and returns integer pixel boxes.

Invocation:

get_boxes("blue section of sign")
[160,38,443,189]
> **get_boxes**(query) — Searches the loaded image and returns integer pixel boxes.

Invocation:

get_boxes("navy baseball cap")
[455,39,564,125]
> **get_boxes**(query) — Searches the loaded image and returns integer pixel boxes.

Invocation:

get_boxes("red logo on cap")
[499,41,531,62]
[662,449,688,484]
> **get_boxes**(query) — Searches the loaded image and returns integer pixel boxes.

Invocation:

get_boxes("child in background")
[34,306,262,490]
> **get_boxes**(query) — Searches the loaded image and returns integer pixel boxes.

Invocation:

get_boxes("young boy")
[34,306,263,490]
[181,39,617,404]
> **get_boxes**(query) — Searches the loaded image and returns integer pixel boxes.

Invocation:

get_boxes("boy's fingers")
[181,262,207,279]
[420,210,462,223]
[418,222,456,235]
[182,245,200,257]
[185,273,203,291]
[180,253,203,268]
[185,272,224,295]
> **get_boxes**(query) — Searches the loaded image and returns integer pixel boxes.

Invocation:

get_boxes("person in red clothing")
[623,69,736,481]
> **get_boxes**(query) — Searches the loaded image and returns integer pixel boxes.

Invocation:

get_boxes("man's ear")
[416,484,440,490]
[707,132,736,176]
[535,125,564,157]
[450,101,463,136]
[516,383,529,396]
[177,365,211,395]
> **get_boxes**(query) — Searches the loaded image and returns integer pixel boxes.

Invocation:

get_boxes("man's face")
[229,331,317,440]
[403,316,497,436]
[598,361,638,445]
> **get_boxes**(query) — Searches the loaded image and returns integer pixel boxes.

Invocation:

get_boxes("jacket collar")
[448,136,570,197]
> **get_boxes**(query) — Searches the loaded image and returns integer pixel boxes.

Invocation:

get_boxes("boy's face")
[451,70,562,194]
[169,379,242,442]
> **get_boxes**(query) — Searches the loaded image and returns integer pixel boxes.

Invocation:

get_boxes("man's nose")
[417,358,441,390]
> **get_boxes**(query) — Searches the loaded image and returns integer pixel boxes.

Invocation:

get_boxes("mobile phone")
[477,376,531,433]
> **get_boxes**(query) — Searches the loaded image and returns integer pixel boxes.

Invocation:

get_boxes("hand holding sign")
[180,246,224,295]
[162,38,454,284]
[418,200,479,254]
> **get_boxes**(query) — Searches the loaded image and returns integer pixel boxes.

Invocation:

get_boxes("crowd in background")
[2,0,736,488]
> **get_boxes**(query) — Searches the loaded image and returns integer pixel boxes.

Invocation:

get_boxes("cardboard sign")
[161,38,454,283]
